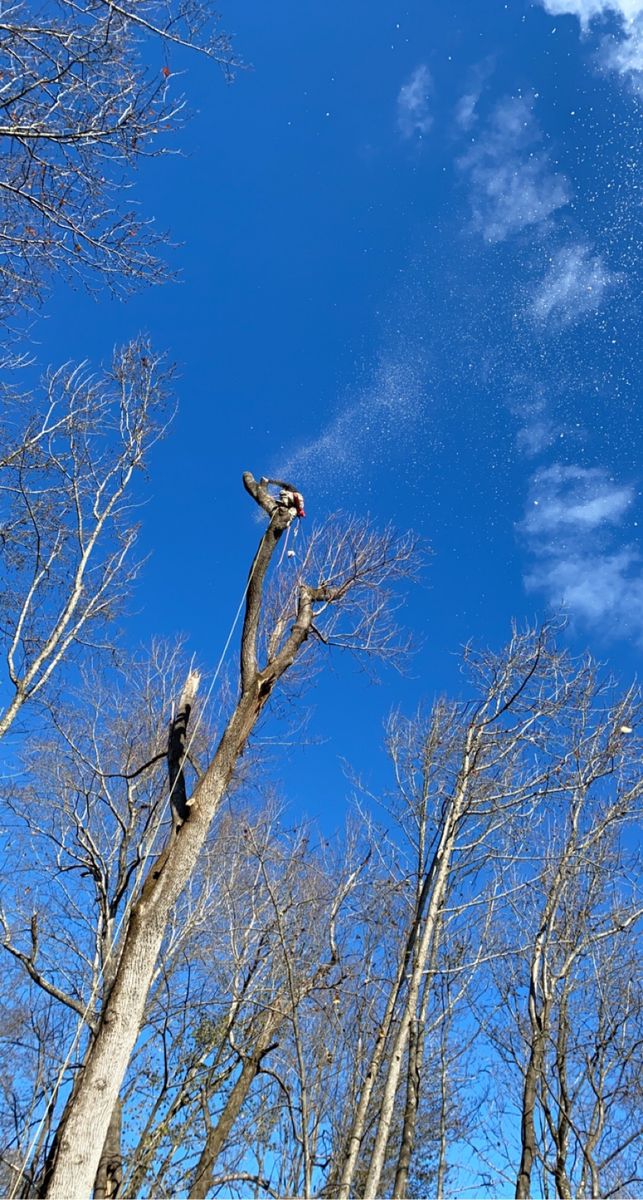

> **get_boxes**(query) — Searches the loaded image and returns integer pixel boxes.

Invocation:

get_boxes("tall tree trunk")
[515,1020,546,1199]
[44,687,285,1199]
[43,479,412,1199]
[189,1012,281,1199]
[44,484,310,1200]
[337,725,477,1200]
[436,1023,449,1200]
[392,925,438,1200]
[360,727,476,1200]
[553,997,572,1200]
[335,916,419,1198]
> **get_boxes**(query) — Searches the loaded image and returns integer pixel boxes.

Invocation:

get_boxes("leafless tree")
[164,820,367,1199]
[0,340,171,743]
[0,0,237,317]
[37,474,416,1198]
[328,628,642,1200]
[4,596,641,1199]
[106,806,364,1199]
[0,979,79,1198]
[333,628,559,1198]
[0,638,206,1194]
[471,682,642,1200]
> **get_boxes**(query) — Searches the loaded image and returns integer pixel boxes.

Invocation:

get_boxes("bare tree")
[0,979,79,1198]
[0,0,237,316]
[329,628,643,1200]
[0,340,171,743]
[0,638,205,1194]
[469,680,642,1200]
[40,474,416,1198]
[5,599,640,1198]
[170,821,367,1199]
[334,628,561,1198]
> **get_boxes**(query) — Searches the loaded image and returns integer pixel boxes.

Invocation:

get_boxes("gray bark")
[515,1024,546,1200]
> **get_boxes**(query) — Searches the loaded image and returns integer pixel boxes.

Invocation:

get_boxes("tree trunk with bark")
[44,476,413,1199]
[44,480,303,1198]
[515,1023,546,1200]
[360,727,477,1200]
[392,1016,421,1200]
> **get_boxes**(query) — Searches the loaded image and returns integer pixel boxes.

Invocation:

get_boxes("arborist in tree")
[266,477,306,519]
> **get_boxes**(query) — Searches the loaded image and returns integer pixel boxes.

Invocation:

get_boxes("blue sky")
[27,0,642,821]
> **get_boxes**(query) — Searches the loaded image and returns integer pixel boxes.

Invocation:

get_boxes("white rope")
[10,553,261,1198]
[277,522,291,566]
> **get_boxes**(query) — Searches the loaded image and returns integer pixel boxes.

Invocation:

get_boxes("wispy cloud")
[458,97,571,242]
[531,244,614,324]
[454,59,494,130]
[523,464,633,535]
[454,92,479,131]
[397,66,433,139]
[525,547,643,629]
[508,381,560,458]
[521,463,643,638]
[537,0,643,85]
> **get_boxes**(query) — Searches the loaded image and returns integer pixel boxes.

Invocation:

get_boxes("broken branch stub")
[168,669,201,827]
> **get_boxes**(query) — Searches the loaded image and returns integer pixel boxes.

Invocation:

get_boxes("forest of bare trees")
[0,3,641,1199]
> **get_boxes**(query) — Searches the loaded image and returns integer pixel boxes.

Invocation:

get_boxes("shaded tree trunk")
[189,1012,281,1199]
[392,1016,421,1199]
[93,1100,123,1199]
[516,1021,546,1199]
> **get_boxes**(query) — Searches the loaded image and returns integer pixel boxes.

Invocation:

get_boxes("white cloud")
[523,464,633,535]
[525,547,643,629]
[521,463,643,638]
[397,66,433,139]
[541,0,642,22]
[538,0,643,84]
[531,245,614,323]
[458,97,571,242]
